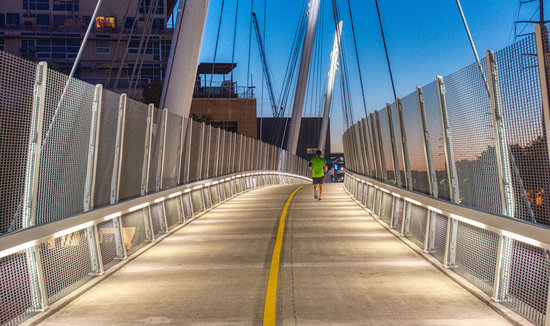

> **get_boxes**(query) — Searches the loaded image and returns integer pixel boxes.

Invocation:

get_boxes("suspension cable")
[209,0,226,98]
[455,0,489,95]
[374,0,398,104]
[246,0,254,96]
[346,0,368,118]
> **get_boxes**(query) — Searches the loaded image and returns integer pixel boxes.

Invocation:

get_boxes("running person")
[309,150,328,200]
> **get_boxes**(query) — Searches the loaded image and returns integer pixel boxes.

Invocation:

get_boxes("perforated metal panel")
[454,222,498,296]
[401,92,430,194]
[496,34,550,225]
[97,220,118,270]
[94,90,120,208]
[119,100,148,201]
[406,204,427,248]
[162,112,183,189]
[36,69,94,225]
[379,192,393,225]
[390,103,405,187]
[188,120,203,182]
[164,197,182,229]
[444,62,502,214]
[0,251,34,325]
[0,52,36,234]
[191,189,204,214]
[367,185,375,210]
[208,127,219,178]
[41,230,93,304]
[121,210,148,255]
[428,213,447,264]
[392,197,404,230]
[150,203,164,236]
[377,108,395,183]
[422,82,450,201]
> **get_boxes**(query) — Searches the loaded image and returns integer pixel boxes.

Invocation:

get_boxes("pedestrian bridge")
[3,30,550,326]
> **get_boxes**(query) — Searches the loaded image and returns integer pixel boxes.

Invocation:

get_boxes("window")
[0,14,5,27]
[23,0,49,10]
[139,0,164,15]
[53,15,66,27]
[95,16,115,32]
[127,40,139,54]
[124,17,135,30]
[95,40,110,54]
[36,14,49,27]
[152,18,164,32]
[211,122,238,133]
[6,13,20,27]
[0,38,4,52]
[161,40,170,60]
[66,39,79,58]
[53,0,78,11]
[21,39,36,59]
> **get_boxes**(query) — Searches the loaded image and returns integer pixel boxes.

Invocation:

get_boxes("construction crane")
[252,12,282,117]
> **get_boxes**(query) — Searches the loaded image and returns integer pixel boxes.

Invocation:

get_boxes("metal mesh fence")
[406,204,427,248]
[422,82,450,201]
[208,127,219,178]
[121,210,148,256]
[391,103,405,187]
[444,62,502,214]
[191,189,204,214]
[119,100,148,201]
[36,69,94,225]
[392,197,404,230]
[188,120,203,182]
[94,90,119,208]
[162,112,182,190]
[150,203,164,236]
[454,221,498,296]
[0,52,36,234]
[0,251,34,326]
[504,240,550,326]
[379,192,393,225]
[431,213,448,264]
[41,230,93,304]
[495,34,550,225]
[378,109,395,182]
[164,198,182,229]
[401,91,430,194]
[97,220,118,270]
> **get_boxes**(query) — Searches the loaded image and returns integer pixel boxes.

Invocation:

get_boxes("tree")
[141,80,163,107]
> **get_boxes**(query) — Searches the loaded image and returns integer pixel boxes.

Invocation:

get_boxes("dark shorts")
[312,177,324,185]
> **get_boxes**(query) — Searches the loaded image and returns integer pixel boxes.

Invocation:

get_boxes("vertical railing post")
[156,108,169,233]
[487,50,515,301]
[374,111,387,181]
[386,103,402,187]
[437,76,460,268]
[396,99,413,190]
[366,115,379,178]
[535,24,550,176]
[83,84,104,275]
[141,104,155,241]
[110,94,129,257]
[23,61,48,311]
[417,86,438,252]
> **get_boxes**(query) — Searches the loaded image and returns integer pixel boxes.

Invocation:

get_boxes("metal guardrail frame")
[0,171,310,259]
[344,170,550,252]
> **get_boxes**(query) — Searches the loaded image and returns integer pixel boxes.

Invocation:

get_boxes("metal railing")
[0,50,310,326]
[343,33,550,326]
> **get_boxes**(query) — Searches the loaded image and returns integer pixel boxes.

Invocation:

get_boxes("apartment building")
[0,0,176,98]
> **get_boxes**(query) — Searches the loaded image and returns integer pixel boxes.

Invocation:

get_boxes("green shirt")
[310,157,326,178]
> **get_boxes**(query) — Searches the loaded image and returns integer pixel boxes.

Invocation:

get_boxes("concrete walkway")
[39,184,510,325]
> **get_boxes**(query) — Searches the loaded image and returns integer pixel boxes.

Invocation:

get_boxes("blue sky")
[188,0,545,152]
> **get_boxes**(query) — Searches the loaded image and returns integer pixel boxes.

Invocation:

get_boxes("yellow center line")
[263,185,306,326]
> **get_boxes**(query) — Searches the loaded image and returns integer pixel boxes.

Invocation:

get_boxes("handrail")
[345,170,550,251]
[0,170,311,259]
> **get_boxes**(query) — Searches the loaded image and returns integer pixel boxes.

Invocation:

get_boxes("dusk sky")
[184,0,547,152]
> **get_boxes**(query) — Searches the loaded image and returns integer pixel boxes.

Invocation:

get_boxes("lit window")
[95,40,110,54]
[95,16,115,32]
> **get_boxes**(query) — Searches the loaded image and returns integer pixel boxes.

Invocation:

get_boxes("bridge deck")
[39,184,509,325]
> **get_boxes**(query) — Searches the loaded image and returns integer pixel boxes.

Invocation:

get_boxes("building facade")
[0,0,175,99]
